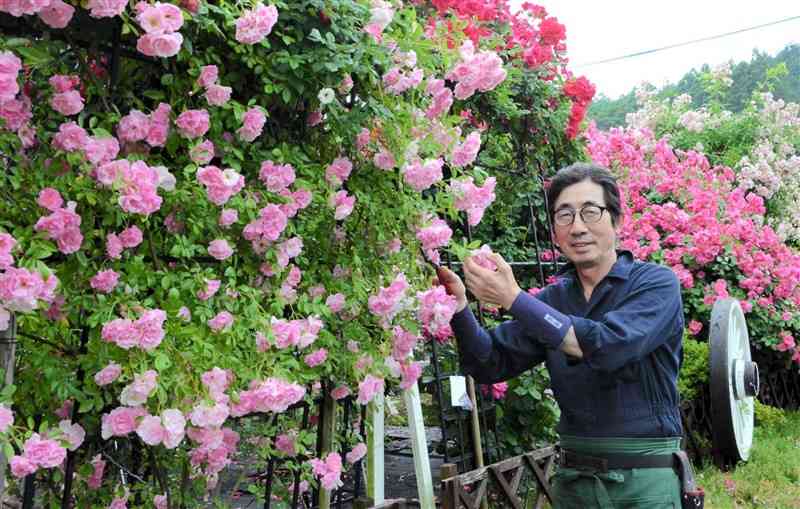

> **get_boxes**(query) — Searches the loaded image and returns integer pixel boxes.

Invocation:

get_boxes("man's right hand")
[436,266,468,313]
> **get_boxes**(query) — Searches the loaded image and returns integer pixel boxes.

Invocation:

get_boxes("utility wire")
[574,15,800,68]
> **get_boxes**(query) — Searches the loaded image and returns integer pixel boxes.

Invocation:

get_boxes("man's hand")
[463,253,521,310]
[436,266,468,313]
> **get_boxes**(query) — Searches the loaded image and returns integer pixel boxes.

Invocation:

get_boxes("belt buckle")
[563,450,609,473]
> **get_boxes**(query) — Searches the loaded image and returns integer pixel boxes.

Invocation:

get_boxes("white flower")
[318,88,335,105]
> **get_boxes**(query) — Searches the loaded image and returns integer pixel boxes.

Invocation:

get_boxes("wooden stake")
[403,382,435,509]
[366,391,385,504]
[318,391,336,509]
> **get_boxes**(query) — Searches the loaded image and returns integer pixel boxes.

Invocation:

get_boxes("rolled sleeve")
[570,267,683,372]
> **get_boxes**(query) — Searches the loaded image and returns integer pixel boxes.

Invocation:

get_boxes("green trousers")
[552,436,683,509]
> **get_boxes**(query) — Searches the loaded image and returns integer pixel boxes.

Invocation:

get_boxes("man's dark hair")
[546,163,622,226]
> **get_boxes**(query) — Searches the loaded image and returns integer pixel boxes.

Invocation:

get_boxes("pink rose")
[0,404,13,432]
[23,433,67,468]
[90,269,120,293]
[94,362,122,386]
[136,415,166,446]
[154,495,168,509]
[50,90,84,116]
[58,420,85,451]
[9,456,36,478]
[106,233,123,259]
[37,188,63,211]
[208,311,234,332]
[237,107,266,142]
[38,0,75,28]
[346,443,367,464]
[208,239,233,260]
[325,293,345,313]
[119,225,143,248]
[196,65,218,88]
[87,0,128,18]
[137,32,184,58]
[219,209,238,228]
[204,84,232,106]
[117,110,150,143]
[190,139,215,165]
[175,109,210,138]
[235,3,279,45]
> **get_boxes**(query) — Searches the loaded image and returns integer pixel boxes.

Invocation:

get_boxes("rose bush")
[585,66,800,368]
[0,0,590,506]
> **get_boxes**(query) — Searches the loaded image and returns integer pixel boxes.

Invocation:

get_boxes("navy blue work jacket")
[451,251,684,438]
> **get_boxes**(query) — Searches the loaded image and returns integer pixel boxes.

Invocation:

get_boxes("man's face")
[552,179,618,269]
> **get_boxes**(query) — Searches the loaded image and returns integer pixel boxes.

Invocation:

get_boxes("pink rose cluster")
[416,216,452,265]
[364,0,394,42]
[90,269,120,293]
[0,232,15,270]
[382,66,424,96]
[101,308,167,351]
[197,165,245,205]
[0,52,34,143]
[279,264,302,302]
[120,370,158,406]
[331,190,356,220]
[269,315,323,349]
[135,1,184,58]
[304,347,328,368]
[325,157,353,187]
[105,225,143,259]
[0,404,13,433]
[230,377,306,416]
[243,204,288,252]
[449,176,497,226]
[356,374,384,405]
[117,103,172,147]
[235,3,279,45]
[51,122,121,167]
[311,452,343,491]
[186,426,239,486]
[208,239,234,261]
[470,245,499,271]
[401,158,444,192]
[197,279,221,301]
[34,189,83,254]
[385,357,423,390]
[9,433,67,478]
[276,236,303,269]
[190,139,215,165]
[417,285,457,341]
[392,326,419,360]
[176,109,210,138]
[95,160,165,215]
[450,131,481,167]
[195,65,232,107]
[0,266,57,323]
[87,0,127,18]
[368,272,410,328]
[0,0,74,28]
[445,40,507,100]
[48,74,83,116]
[425,78,454,119]
[238,107,266,142]
[259,160,296,192]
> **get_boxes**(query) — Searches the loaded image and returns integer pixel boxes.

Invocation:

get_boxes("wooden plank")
[318,392,336,509]
[403,382,435,509]
[367,392,385,504]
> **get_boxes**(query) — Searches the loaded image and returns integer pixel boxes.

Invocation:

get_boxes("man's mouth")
[571,242,593,248]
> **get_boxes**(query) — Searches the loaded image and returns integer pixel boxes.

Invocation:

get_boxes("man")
[438,163,687,508]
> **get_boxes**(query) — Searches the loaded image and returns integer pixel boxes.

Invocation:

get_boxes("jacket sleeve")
[567,266,684,372]
[451,303,547,385]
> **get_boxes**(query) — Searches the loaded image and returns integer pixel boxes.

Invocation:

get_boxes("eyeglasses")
[553,205,607,226]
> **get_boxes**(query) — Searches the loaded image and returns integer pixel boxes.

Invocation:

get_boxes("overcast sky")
[512,1,800,98]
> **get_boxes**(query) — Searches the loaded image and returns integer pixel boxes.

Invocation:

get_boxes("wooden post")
[0,313,16,505]
[466,376,488,509]
[439,463,458,509]
[403,381,435,509]
[366,391,385,504]
[318,391,336,509]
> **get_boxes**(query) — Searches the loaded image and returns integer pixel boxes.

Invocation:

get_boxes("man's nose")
[570,215,589,234]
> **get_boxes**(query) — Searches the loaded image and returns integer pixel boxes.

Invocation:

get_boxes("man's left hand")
[463,253,521,310]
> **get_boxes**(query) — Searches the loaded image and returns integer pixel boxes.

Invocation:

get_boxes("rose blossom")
[94,362,122,386]
[208,239,234,260]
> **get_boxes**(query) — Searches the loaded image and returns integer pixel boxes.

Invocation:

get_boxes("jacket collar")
[555,250,635,281]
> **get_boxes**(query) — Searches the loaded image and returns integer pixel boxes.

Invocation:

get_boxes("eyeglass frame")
[553,204,608,226]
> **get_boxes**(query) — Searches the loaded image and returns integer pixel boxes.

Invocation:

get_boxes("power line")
[574,15,800,68]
